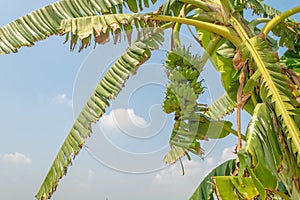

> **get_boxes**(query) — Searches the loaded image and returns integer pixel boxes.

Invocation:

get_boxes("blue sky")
[0,1,299,200]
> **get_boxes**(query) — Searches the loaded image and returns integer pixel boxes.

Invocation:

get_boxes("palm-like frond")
[233,0,281,18]
[259,3,281,18]
[189,159,236,200]
[233,0,299,50]
[240,36,300,164]
[1,0,298,199]
[0,0,158,54]
[35,30,164,200]
[245,0,281,18]
[271,20,300,51]
[251,2,299,50]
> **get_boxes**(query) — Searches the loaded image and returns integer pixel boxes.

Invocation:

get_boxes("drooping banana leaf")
[0,0,158,54]
[35,30,164,200]
[239,35,300,165]
[59,14,160,51]
[164,114,235,163]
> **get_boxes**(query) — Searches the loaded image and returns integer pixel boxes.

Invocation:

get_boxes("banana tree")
[1,0,300,199]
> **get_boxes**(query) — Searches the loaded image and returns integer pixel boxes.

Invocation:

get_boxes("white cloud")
[52,93,67,103]
[87,169,95,182]
[152,146,237,187]
[100,108,147,129]
[206,157,215,165]
[151,159,212,198]
[0,152,32,164]
[153,147,237,185]
[51,93,72,107]
[220,146,236,163]
[153,157,215,185]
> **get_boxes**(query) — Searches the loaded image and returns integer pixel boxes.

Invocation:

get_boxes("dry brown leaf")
[109,22,120,31]
[233,49,245,71]
[95,32,110,45]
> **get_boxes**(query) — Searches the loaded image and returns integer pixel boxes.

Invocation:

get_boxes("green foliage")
[242,103,281,194]
[233,0,281,17]
[207,103,299,199]
[240,35,300,164]
[242,103,300,199]
[189,159,236,200]
[272,21,300,51]
[205,93,236,120]
[162,0,184,16]
[1,0,300,199]
[214,176,259,199]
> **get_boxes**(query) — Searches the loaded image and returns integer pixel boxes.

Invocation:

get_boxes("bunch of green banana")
[162,46,209,157]
[164,46,202,70]
[162,47,236,163]
[167,70,187,82]
[190,79,204,94]
[163,89,180,113]
[163,46,205,115]
[163,80,198,114]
